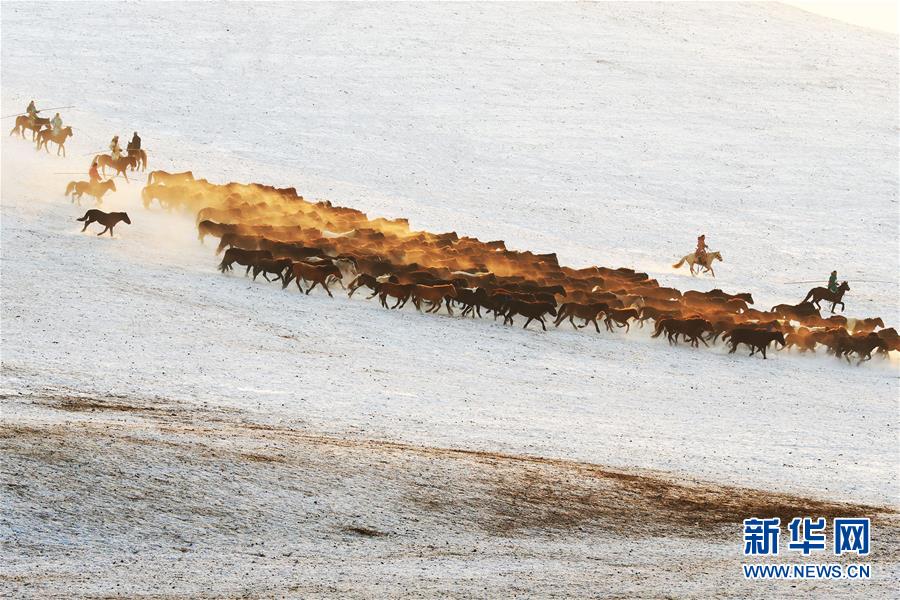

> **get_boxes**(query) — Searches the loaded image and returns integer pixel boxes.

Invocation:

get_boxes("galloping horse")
[672,250,723,277]
[9,115,49,139]
[94,154,137,182]
[128,148,148,172]
[146,170,194,186]
[803,281,850,313]
[64,179,117,205]
[35,126,74,156]
[76,209,131,236]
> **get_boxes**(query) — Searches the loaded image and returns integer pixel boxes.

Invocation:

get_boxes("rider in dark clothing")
[827,271,838,293]
[127,131,141,153]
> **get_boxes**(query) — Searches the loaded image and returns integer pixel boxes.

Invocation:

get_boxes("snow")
[1,1,898,597]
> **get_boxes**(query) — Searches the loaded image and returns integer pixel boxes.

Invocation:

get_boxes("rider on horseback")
[828,270,838,293]
[50,113,63,135]
[696,234,708,263]
[89,159,101,184]
[26,100,38,124]
[109,135,122,160]
[127,131,141,155]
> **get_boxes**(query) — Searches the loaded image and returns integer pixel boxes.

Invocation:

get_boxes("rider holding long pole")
[26,100,38,125]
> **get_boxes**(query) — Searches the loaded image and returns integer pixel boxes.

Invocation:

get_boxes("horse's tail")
[802,290,814,304]
[650,319,666,338]
[65,181,76,196]
[76,212,89,222]
[672,256,686,269]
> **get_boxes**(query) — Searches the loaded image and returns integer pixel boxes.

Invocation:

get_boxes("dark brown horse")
[218,248,272,274]
[503,300,557,330]
[651,318,712,347]
[835,333,886,365]
[35,126,73,156]
[251,258,292,283]
[604,308,639,333]
[802,281,849,313]
[723,328,786,359]
[76,209,131,236]
[9,115,49,139]
[64,179,117,205]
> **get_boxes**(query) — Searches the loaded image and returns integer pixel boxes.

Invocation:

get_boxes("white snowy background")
[1,2,898,597]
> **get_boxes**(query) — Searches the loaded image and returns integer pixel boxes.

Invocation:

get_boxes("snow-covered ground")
[1,2,898,597]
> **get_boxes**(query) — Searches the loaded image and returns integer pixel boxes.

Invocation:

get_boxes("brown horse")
[553,302,609,332]
[95,154,137,181]
[412,283,458,314]
[284,261,342,296]
[375,282,414,309]
[128,148,148,171]
[146,170,193,186]
[9,115,49,139]
[76,209,131,236]
[142,184,187,210]
[35,126,74,156]
[802,281,850,313]
[64,179,117,205]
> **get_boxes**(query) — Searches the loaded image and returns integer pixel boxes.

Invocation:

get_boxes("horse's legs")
[523,317,533,329]
[322,281,333,298]
[97,226,109,236]
[81,220,90,232]
[445,297,453,315]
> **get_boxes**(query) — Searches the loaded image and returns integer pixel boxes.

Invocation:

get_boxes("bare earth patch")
[2,393,897,598]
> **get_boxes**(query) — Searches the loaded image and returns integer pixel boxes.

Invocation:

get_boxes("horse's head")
[120,213,132,225]
[107,180,117,192]
[839,281,850,292]
[64,127,73,136]
[773,332,786,346]
[712,251,723,262]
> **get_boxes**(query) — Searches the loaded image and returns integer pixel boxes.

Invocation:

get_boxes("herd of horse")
[129,171,896,365]
[13,113,895,365]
